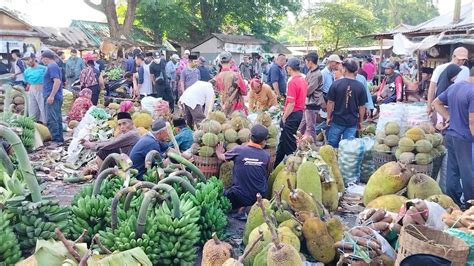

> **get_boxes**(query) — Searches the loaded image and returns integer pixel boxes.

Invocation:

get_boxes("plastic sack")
[376,103,404,133]
[338,138,366,185]
[62,89,74,114]
[140,96,159,115]
[425,201,447,230]
[359,137,376,183]
[446,228,474,266]
[404,103,430,129]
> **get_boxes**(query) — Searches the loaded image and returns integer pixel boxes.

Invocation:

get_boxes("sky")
[0,0,472,27]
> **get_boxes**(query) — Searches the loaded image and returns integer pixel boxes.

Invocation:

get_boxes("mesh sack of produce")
[359,137,376,183]
[404,103,431,130]
[338,138,366,185]
[62,89,74,114]
[376,103,404,133]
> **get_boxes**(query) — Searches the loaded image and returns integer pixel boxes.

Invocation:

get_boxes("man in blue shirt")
[123,52,135,73]
[267,54,287,97]
[129,119,170,180]
[41,50,64,144]
[173,118,193,151]
[321,54,342,95]
[432,67,474,208]
[197,56,211,82]
[65,49,84,88]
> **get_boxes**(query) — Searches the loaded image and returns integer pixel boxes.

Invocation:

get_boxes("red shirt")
[284,74,307,113]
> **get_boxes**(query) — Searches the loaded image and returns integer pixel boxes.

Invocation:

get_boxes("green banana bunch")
[154,198,201,265]
[72,183,93,204]
[70,194,111,243]
[0,210,22,265]
[10,115,36,151]
[4,169,26,196]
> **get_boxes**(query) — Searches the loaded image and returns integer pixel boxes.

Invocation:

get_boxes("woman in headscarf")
[67,88,93,123]
[436,64,462,97]
[119,100,134,113]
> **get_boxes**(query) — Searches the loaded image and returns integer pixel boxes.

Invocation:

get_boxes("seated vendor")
[67,88,93,124]
[173,118,193,152]
[129,119,170,180]
[216,124,270,219]
[80,112,140,168]
[248,78,278,112]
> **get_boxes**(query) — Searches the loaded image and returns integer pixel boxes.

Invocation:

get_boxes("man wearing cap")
[427,47,470,116]
[179,80,215,128]
[432,67,473,208]
[376,62,403,104]
[10,49,26,86]
[275,58,308,166]
[179,54,200,93]
[216,124,271,216]
[150,51,174,110]
[135,53,153,97]
[197,56,211,82]
[299,52,324,140]
[326,58,367,148]
[81,112,140,168]
[23,52,47,124]
[172,118,193,152]
[213,51,247,117]
[321,54,343,95]
[166,54,180,99]
[41,50,64,144]
[239,55,253,80]
[129,119,170,179]
[65,49,84,88]
[266,54,287,97]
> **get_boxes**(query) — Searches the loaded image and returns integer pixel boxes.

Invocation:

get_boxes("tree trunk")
[122,0,139,37]
[453,0,461,24]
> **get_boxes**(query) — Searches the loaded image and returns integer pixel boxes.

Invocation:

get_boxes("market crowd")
[3,45,473,213]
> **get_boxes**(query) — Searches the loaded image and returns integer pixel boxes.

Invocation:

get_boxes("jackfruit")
[376,131,386,144]
[405,127,425,141]
[303,217,336,264]
[407,173,442,199]
[253,244,271,266]
[132,112,153,129]
[268,162,285,198]
[277,227,301,251]
[363,161,413,205]
[279,219,303,238]
[202,133,219,147]
[321,180,338,212]
[326,217,345,242]
[224,129,239,143]
[288,187,322,217]
[68,120,79,129]
[243,199,273,245]
[366,194,407,212]
[243,223,272,266]
[35,123,51,142]
[268,125,278,138]
[399,152,415,164]
[238,128,251,143]
[209,111,226,124]
[201,233,233,266]
[436,145,446,155]
[296,161,322,202]
[426,194,460,210]
[107,102,120,110]
[415,139,433,153]
[398,137,415,152]
[201,120,222,134]
[415,153,432,165]
[384,122,400,135]
[199,146,215,157]
[219,161,234,189]
[384,134,400,147]
[374,144,391,153]
[193,129,204,143]
[272,170,296,203]
[319,145,344,192]
[274,208,293,224]
[256,112,272,127]
[266,242,303,266]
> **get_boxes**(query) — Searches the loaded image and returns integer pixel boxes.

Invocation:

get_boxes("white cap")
[184,50,190,55]
[22,51,35,59]
[171,54,180,60]
[327,54,342,63]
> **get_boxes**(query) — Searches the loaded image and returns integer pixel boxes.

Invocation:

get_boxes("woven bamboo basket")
[192,155,221,179]
[395,224,469,266]
[407,162,433,176]
[372,150,396,169]
[265,147,277,172]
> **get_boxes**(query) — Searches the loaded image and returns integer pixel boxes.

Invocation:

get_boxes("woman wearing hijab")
[435,64,462,97]
[67,88,93,123]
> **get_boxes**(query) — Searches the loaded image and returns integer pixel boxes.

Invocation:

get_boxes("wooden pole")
[378,37,383,85]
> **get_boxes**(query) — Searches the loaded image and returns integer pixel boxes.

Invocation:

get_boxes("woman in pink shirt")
[362,57,376,82]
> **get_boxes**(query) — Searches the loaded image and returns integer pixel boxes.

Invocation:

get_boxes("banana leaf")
[16,240,88,266]
[87,247,152,266]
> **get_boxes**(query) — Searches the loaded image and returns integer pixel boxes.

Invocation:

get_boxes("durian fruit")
[426,194,460,210]
[415,153,432,165]
[363,161,413,205]
[319,145,344,192]
[226,142,238,151]
[201,120,222,134]
[256,112,272,127]
[296,161,322,202]
[398,137,415,152]
[399,152,415,164]
[231,116,247,131]
[219,161,234,189]
[202,132,219,147]
[221,123,233,131]
[132,111,153,129]
[395,148,402,160]
[436,145,446,155]
[238,128,251,143]
[384,134,400,147]
[419,122,436,134]
[209,111,227,124]
[201,233,233,266]
[415,139,433,153]
[243,199,273,245]
[384,122,400,135]
[268,125,278,138]
[193,130,205,143]
[218,133,225,142]
[407,173,442,199]
[224,129,239,143]
[326,217,345,242]
[35,123,51,142]
[376,131,386,144]
[374,143,391,152]
[321,180,338,212]
[199,146,215,157]
[303,217,336,264]
[107,102,120,110]
[366,194,407,212]
[68,120,79,129]
[432,133,443,147]
[287,179,322,216]
[405,127,425,141]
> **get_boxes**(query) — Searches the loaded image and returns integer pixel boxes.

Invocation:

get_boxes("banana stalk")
[167,151,206,182]
[151,183,181,219]
[134,190,162,239]
[144,150,163,169]
[168,170,196,186]
[0,125,41,202]
[92,168,119,196]
[158,176,196,195]
[0,144,14,176]
[123,181,163,212]
[98,153,132,174]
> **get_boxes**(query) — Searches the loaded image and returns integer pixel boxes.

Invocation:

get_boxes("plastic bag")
[338,138,366,185]
[425,201,447,230]
[359,137,376,183]
[141,96,159,115]
[376,103,404,133]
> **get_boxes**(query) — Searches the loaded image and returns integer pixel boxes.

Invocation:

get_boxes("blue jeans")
[445,134,473,206]
[44,98,64,142]
[327,122,357,148]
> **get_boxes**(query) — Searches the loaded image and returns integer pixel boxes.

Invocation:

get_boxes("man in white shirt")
[427,47,469,115]
[179,80,215,129]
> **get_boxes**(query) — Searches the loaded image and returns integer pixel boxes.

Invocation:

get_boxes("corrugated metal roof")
[38,27,97,49]
[194,33,290,54]
[0,7,48,38]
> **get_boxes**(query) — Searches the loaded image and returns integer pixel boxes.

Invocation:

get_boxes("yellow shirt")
[248,84,277,112]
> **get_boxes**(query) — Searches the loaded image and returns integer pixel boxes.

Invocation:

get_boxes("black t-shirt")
[327,78,367,127]
[149,60,166,82]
